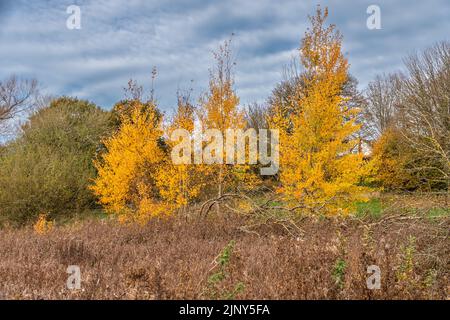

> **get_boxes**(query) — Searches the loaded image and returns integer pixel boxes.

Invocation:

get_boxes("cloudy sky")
[1,0,449,111]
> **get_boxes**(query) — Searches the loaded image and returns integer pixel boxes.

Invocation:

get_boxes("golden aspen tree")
[90,101,169,223]
[199,39,259,199]
[275,7,370,215]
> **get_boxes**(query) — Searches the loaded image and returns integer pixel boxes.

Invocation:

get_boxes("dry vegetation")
[0,194,447,300]
[0,7,448,301]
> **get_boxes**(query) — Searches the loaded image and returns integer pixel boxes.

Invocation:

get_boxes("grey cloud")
[0,0,448,110]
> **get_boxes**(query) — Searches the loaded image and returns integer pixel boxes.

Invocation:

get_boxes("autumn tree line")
[0,7,448,226]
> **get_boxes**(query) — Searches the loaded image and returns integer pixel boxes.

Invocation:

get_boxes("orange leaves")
[33,213,54,235]
[92,92,210,223]
[371,129,420,190]
[198,38,259,196]
[90,102,166,222]
[273,6,370,215]
[155,92,211,210]
[300,7,348,81]
[91,40,256,222]
[91,9,371,220]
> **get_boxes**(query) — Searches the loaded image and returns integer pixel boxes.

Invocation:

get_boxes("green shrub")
[332,258,346,289]
[354,198,383,218]
[0,97,112,226]
[204,240,245,299]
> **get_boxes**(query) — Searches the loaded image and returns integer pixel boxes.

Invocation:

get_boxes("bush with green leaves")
[0,97,112,226]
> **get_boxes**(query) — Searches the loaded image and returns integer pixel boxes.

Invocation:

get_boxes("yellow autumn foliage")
[91,12,373,220]
[33,213,54,235]
[198,39,260,197]
[272,7,370,215]
[371,129,420,190]
[90,102,169,223]
[155,95,210,209]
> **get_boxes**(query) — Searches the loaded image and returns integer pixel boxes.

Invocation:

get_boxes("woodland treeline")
[0,7,448,226]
